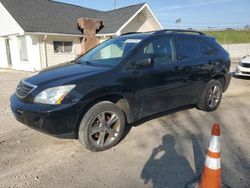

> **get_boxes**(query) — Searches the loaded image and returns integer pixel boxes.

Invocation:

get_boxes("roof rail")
[154,29,206,35]
[121,32,141,36]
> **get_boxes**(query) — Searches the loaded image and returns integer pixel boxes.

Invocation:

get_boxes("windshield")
[76,37,142,67]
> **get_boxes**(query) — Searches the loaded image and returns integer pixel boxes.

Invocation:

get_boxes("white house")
[0,0,162,72]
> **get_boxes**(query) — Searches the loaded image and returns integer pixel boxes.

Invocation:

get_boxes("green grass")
[202,30,250,44]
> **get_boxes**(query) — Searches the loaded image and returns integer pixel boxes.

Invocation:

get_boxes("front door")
[5,39,12,66]
[131,36,185,118]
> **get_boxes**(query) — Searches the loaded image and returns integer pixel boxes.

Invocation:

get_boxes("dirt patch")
[0,67,249,188]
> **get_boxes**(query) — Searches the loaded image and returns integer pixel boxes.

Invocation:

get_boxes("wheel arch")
[211,74,226,91]
[75,93,132,138]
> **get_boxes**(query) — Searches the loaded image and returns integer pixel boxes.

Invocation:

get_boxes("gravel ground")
[0,64,249,188]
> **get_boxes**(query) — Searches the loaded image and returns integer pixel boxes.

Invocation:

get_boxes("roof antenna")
[113,0,117,9]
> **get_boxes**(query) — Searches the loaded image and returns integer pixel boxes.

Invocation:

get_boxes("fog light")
[34,117,43,127]
[16,109,23,116]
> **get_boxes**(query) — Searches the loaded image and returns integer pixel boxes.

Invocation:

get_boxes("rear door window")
[198,39,217,56]
[175,37,202,60]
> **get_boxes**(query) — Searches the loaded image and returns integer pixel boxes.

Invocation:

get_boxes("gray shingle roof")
[97,3,145,34]
[0,0,145,35]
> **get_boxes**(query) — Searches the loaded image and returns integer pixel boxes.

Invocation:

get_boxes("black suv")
[10,30,231,151]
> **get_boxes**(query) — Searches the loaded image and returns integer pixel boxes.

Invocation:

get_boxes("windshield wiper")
[75,60,92,65]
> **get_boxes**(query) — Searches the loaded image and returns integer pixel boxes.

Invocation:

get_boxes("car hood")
[25,61,110,86]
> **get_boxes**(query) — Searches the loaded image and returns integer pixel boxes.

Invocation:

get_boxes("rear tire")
[78,101,126,152]
[197,79,223,112]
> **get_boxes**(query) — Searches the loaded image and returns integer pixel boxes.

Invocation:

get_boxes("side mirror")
[134,57,153,68]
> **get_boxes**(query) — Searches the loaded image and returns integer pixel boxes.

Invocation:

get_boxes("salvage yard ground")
[0,63,249,188]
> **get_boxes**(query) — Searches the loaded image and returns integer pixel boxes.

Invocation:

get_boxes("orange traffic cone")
[186,123,222,188]
[199,123,221,188]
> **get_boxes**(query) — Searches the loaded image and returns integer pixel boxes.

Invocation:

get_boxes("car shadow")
[120,105,195,142]
[131,105,195,128]
[191,135,205,176]
[140,134,206,188]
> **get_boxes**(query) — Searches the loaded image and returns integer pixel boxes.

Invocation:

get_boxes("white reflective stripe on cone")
[209,136,220,153]
[205,155,221,170]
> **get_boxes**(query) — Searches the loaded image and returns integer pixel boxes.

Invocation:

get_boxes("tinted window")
[138,37,174,64]
[199,39,217,55]
[176,38,201,59]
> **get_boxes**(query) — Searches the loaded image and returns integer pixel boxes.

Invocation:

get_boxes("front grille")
[241,71,250,75]
[240,62,250,68]
[16,80,36,98]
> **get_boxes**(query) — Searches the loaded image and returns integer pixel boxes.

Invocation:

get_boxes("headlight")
[34,85,76,105]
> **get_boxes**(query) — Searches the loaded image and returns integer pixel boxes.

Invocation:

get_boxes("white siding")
[0,3,25,69]
[26,36,41,71]
[121,13,153,34]
[100,38,108,43]
[120,7,161,34]
[9,36,20,70]
[99,36,112,43]
[1,35,41,72]
[0,38,8,68]
[0,3,24,36]
[39,37,47,69]
[38,35,81,68]
[0,4,41,72]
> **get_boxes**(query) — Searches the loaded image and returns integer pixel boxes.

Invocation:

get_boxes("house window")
[18,36,28,61]
[53,41,73,53]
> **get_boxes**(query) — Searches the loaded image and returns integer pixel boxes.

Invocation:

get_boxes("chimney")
[78,18,103,54]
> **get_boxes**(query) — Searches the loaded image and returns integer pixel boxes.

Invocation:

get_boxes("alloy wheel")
[89,111,121,147]
[207,85,221,108]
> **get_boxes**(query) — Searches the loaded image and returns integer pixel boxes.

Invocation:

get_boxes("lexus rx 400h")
[10,30,231,151]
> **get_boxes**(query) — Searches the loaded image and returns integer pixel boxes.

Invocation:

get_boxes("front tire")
[197,79,223,112]
[78,101,126,152]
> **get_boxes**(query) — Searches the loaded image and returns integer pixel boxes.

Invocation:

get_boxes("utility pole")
[113,0,117,9]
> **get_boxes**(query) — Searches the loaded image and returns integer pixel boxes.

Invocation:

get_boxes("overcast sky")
[57,0,250,29]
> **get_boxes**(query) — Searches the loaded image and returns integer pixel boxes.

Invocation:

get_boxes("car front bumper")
[235,65,250,77]
[10,94,84,138]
